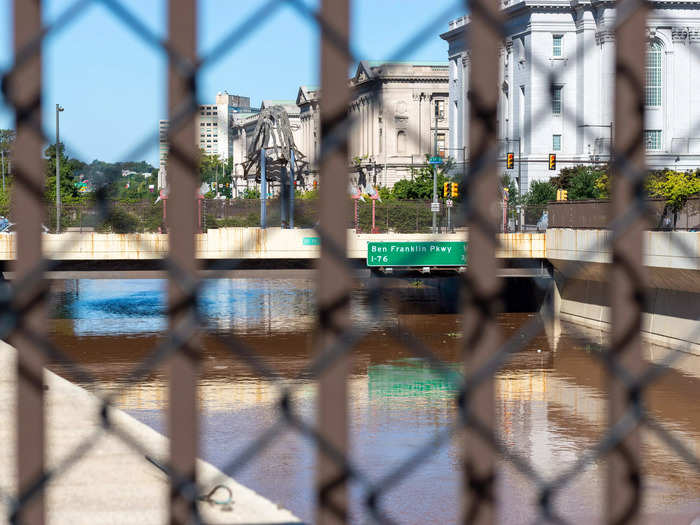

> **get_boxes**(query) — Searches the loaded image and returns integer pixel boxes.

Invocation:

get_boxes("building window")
[645,130,662,151]
[552,86,562,115]
[436,99,445,119]
[646,41,662,107]
[552,35,562,57]
[553,135,561,151]
[437,133,446,156]
[397,130,406,153]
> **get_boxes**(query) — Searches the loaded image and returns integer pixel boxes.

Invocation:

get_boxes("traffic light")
[556,189,568,201]
[549,153,557,171]
[443,182,449,198]
[506,152,514,169]
[451,182,459,198]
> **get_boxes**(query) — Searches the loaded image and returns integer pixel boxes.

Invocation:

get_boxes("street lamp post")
[1,147,5,193]
[55,104,64,233]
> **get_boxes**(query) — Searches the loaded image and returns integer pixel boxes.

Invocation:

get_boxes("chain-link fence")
[0,0,699,524]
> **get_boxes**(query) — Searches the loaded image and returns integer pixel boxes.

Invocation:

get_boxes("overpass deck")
[0,229,545,262]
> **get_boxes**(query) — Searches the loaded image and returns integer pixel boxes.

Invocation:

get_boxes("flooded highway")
[48,278,700,524]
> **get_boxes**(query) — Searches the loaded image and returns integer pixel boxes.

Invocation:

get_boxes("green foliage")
[377,186,394,201]
[0,129,15,155]
[0,182,11,217]
[100,206,139,233]
[551,165,605,200]
[567,170,601,200]
[44,142,87,205]
[296,187,319,200]
[525,180,557,206]
[242,188,260,199]
[199,150,234,198]
[391,156,455,200]
[501,174,520,206]
[646,169,700,213]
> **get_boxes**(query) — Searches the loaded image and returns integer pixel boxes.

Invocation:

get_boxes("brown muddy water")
[48,278,700,524]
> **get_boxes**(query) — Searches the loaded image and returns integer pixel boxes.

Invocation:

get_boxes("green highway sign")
[428,156,443,164]
[367,241,467,267]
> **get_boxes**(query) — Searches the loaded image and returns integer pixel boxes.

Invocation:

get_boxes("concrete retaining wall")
[546,229,699,355]
[554,276,700,355]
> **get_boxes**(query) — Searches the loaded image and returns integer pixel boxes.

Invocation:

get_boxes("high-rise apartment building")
[158,92,255,188]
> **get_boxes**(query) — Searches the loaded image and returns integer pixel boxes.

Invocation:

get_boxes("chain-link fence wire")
[0,0,698,523]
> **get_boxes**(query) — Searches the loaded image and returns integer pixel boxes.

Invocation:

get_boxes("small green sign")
[303,237,320,246]
[367,241,467,267]
[428,156,443,164]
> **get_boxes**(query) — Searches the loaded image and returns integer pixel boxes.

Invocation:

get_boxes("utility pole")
[55,104,64,233]
[1,147,5,193]
[432,99,439,234]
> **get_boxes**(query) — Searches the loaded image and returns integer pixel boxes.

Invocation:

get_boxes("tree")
[567,168,601,200]
[0,129,15,155]
[646,169,700,228]
[391,156,455,200]
[552,165,605,200]
[0,130,15,211]
[44,142,86,204]
[525,180,557,206]
[501,174,520,205]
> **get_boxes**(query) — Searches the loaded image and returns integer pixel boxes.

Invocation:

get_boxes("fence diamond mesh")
[0,0,698,524]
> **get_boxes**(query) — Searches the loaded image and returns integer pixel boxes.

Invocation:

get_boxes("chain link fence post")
[461,0,503,521]
[9,1,46,522]
[167,0,199,522]
[316,0,351,522]
[608,0,649,521]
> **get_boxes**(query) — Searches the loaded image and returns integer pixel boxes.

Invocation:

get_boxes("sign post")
[446,198,453,233]
[428,155,443,234]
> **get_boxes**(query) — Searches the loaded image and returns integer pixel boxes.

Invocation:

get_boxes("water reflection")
[48,279,700,523]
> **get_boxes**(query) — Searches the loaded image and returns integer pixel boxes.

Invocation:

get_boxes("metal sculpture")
[243,106,308,228]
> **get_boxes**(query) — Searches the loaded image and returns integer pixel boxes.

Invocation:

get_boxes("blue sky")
[0,0,462,165]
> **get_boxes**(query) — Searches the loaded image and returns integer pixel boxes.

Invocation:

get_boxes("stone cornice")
[672,26,688,42]
[595,29,615,44]
[442,0,700,39]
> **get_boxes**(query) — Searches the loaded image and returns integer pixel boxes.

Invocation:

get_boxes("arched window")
[397,130,406,153]
[646,41,662,107]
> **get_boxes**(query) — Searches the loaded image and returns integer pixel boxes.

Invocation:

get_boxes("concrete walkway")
[0,342,300,524]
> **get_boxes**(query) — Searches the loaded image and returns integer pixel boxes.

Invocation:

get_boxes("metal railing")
[0,0,698,524]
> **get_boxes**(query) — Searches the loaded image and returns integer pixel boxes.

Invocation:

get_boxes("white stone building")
[348,61,450,187]
[290,62,450,189]
[441,1,700,193]
[296,85,321,179]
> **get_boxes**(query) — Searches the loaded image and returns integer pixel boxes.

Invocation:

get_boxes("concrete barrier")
[0,342,300,524]
[545,229,700,355]
[0,229,546,261]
